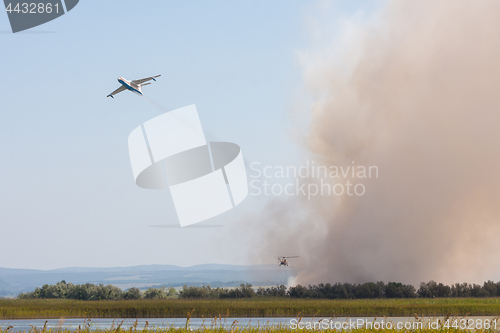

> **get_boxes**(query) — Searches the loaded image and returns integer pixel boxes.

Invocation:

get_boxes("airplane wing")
[107,86,126,98]
[132,75,161,85]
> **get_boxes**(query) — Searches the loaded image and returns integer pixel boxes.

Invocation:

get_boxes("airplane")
[278,256,299,267]
[107,75,161,98]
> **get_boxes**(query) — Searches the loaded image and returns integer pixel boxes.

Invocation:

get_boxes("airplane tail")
[138,82,151,94]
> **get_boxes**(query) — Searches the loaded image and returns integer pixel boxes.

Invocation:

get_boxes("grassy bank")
[2,298,500,319]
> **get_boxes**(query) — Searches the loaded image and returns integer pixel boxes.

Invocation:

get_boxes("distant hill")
[0,264,291,297]
[0,278,13,296]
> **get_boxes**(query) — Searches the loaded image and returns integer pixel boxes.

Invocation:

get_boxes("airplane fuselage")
[107,74,160,98]
[118,77,143,95]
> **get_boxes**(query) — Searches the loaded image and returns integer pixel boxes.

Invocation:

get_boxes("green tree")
[143,287,167,299]
[124,287,142,300]
[167,287,177,297]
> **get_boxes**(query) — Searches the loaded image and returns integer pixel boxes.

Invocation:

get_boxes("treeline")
[417,280,500,298]
[289,281,500,299]
[18,280,500,300]
[179,281,500,299]
[177,283,414,299]
[18,281,177,300]
[179,284,256,298]
[17,282,285,300]
[288,282,415,299]
[17,281,260,300]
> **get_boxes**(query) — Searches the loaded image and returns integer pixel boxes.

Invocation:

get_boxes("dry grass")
[2,298,500,319]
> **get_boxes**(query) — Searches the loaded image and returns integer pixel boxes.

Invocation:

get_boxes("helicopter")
[278,256,299,266]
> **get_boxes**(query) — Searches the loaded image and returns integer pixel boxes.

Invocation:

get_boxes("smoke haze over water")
[245,0,500,286]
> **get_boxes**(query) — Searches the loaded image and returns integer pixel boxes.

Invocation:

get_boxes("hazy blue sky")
[0,0,378,269]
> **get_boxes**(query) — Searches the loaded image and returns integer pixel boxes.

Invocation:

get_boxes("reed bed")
[2,298,500,319]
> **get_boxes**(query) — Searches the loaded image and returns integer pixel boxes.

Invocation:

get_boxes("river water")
[1,316,499,331]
